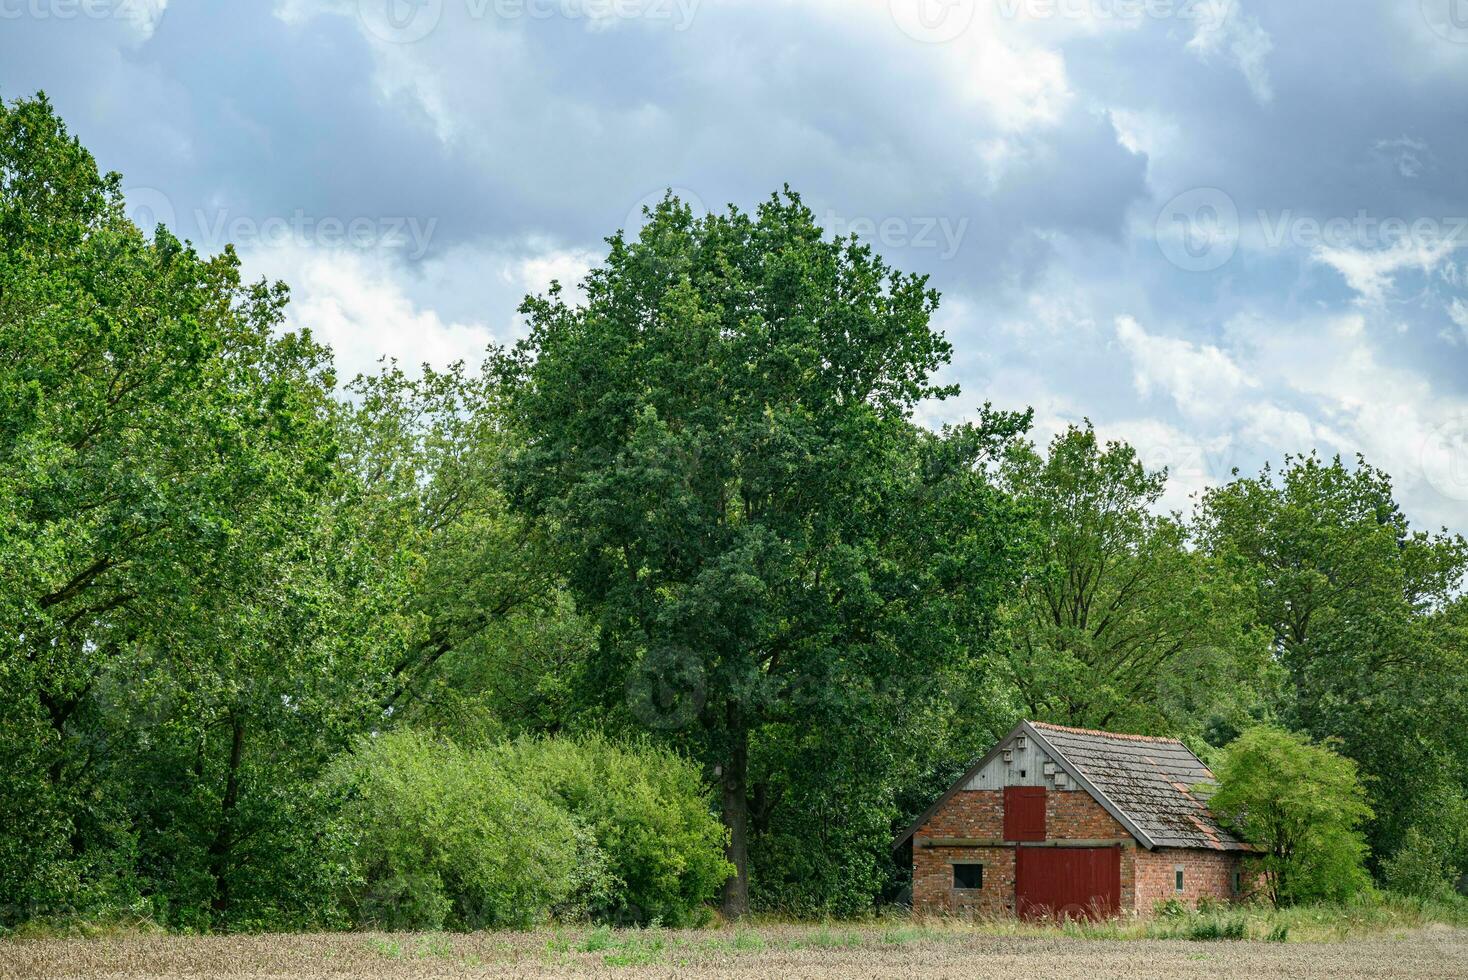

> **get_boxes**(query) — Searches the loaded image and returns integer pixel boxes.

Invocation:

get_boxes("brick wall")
[1133,847,1242,912]
[912,789,1136,915]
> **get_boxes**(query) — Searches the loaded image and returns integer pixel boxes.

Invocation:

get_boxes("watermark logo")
[822,209,970,260]
[357,0,443,44]
[122,186,177,235]
[1155,187,1240,272]
[1421,0,1468,44]
[0,0,166,27]
[1154,188,1468,272]
[889,0,977,44]
[122,187,438,259]
[625,645,705,730]
[1423,416,1468,503]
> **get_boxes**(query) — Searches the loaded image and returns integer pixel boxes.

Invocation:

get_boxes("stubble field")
[3,925,1466,980]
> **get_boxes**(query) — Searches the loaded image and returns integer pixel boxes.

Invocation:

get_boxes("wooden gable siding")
[960,731,1077,792]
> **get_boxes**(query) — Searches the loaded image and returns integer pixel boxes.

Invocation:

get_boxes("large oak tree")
[498,190,1028,916]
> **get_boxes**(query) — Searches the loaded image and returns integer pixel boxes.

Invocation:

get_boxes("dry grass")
[2,924,1466,979]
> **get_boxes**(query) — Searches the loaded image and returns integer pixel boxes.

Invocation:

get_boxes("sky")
[3,0,1468,530]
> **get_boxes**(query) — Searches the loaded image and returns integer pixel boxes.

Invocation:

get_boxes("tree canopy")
[1,94,1465,929]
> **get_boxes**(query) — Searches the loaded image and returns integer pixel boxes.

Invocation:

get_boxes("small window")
[1175,867,1185,893]
[953,864,984,890]
[1232,869,1242,894]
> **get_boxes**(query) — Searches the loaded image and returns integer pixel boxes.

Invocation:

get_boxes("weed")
[579,926,614,952]
[365,937,402,958]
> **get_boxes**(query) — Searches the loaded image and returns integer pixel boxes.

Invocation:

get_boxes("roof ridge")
[1029,720,1183,745]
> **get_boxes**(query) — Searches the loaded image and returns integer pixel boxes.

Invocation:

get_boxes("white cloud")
[1187,0,1274,104]
[1447,297,1468,344]
[1114,315,1254,419]
[1313,237,1463,305]
[240,239,597,381]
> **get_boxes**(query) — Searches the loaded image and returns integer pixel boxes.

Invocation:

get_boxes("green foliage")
[1197,455,1468,865]
[498,187,1030,914]
[1382,826,1463,900]
[327,731,609,930]
[326,731,729,930]
[0,92,341,927]
[2,94,1466,931]
[1208,727,1374,904]
[490,734,733,926]
[995,424,1273,737]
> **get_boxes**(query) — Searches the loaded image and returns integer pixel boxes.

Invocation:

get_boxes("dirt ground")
[3,926,1465,979]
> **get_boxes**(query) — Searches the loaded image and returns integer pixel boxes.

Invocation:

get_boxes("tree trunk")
[720,712,750,920]
[208,712,245,921]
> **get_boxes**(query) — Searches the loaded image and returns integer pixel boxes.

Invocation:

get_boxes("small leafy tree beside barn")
[1208,727,1373,905]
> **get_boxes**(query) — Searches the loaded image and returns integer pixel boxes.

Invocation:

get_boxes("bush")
[1383,827,1458,900]
[327,732,609,930]
[325,731,730,930]
[1207,727,1373,904]
[491,735,732,926]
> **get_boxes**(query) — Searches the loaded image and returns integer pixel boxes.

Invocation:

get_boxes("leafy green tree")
[330,361,568,722]
[1197,455,1468,865]
[498,190,1029,916]
[0,93,340,925]
[995,424,1271,736]
[1207,726,1373,904]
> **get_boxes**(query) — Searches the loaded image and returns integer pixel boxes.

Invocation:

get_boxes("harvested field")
[3,926,1466,979]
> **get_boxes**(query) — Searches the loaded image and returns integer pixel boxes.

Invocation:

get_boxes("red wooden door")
[1015,846,1121,921]
[1004,786,1047,841]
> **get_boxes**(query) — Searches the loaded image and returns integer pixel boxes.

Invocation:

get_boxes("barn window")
[1232,869,1242,894]
[1175,867,1185,892]
[953,864,984,890]
[1004,786,1047,841]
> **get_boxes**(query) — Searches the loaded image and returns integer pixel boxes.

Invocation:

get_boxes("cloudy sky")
[5,0,1468,529]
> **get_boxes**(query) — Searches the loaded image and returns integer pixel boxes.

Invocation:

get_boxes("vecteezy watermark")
[0,0,165,24]
[625,645,705,730]
[356,0,700,44]
[1422,416,1468,503]
[1156,187,1468,272]
[123,187,438,259]
[1155,187,1240,272]
[889,0,977,44]
[1421,0,1468,44]
[822,209,970,260]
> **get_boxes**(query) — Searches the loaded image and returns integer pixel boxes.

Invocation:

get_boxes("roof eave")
[890,720,1031,853]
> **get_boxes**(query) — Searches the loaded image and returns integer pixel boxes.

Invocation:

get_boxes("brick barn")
[895,721,1251,919]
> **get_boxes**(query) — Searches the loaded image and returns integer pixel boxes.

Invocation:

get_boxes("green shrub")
[1206,727,1373,904]
[1383,827,1459,900]
[325,730,729,930]
[326,731,609,930]
[491,734,732,926]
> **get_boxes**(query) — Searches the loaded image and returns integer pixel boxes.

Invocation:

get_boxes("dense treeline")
[1,94,1464,930]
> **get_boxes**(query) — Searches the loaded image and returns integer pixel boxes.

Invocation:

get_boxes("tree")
[0,93,340,924]
[498,190,1029,916]
[1197,455,1468,865]
[1207,726,1373,904]
[327,361,570,726]
[994,424,1270,737]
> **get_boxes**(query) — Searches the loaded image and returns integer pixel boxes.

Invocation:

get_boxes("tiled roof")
[1030,722,1249,852]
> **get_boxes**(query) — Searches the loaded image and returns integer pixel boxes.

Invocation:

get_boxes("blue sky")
[4,0,1467,529]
